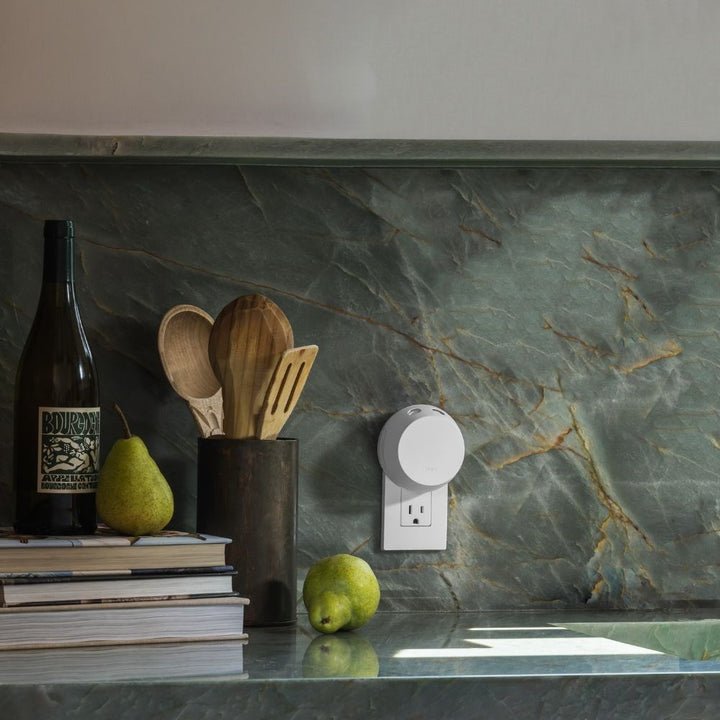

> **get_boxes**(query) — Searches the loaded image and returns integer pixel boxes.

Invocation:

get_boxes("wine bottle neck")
[42,237,75,285]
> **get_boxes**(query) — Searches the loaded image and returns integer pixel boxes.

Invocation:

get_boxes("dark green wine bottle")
[13,220,100,534]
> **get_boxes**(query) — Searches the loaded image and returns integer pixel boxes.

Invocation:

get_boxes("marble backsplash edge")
[1,161,719,612]
[4,133,720,166]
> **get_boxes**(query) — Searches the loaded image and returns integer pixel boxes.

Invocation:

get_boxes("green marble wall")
[1,163,719,611]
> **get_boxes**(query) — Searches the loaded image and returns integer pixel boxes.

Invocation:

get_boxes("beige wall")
[1,0,719,140]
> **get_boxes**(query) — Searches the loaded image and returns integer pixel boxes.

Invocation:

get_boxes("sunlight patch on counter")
[394,637,664,659]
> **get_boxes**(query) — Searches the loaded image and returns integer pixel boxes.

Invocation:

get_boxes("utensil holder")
[197,437,298,626]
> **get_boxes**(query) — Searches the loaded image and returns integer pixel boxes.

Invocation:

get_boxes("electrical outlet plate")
[382,474,448,550]
[400,486,432,527]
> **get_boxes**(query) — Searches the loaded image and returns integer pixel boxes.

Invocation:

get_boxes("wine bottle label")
[37,407,101,494]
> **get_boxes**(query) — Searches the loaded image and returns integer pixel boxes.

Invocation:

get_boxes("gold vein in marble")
[488,427,573,470]
[582,248,639,280]
[569,406,653,549]
[543,320,614,357]
[616,340,682,375]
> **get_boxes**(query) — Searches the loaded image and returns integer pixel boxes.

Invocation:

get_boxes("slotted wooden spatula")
[257,345,318,439]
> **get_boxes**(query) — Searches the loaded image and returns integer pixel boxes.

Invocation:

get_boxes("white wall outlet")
[378,404,464,552]
[400,486,432,527]
[383,474,448,550]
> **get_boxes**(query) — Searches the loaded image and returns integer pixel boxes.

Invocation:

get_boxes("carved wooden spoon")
[158,304,223,437]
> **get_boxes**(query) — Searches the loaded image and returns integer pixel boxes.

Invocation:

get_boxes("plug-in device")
[377,404,465,550]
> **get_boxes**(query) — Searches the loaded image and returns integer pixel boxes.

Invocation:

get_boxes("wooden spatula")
[257,345,319,439]
[208,294,293,439]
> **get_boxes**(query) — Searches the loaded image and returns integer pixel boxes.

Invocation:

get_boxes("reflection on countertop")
[4,611,720,720]
[246,609,720,681]
[3,610,720,686]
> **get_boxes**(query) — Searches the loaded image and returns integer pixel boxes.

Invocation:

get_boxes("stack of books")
[0,528,248,681]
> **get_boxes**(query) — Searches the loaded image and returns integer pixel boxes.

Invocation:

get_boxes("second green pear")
[97,405,174,536]
[303,554,381,634]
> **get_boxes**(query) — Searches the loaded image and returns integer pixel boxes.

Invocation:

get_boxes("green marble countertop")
[251,609,720,679]
[3,610,720,719]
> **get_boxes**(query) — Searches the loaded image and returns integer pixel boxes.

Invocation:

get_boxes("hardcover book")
[0,639,248,683]
[0,568,236,607]
[0,528,231,573]
[0,596,249,650]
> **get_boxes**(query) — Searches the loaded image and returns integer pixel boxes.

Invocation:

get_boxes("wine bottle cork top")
[44,220,74,239]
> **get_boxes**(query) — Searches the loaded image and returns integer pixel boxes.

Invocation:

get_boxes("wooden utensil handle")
[188,395,224,438]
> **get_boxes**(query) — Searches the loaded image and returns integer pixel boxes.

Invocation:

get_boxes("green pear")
[97,404,174,536]
[302,554,381,634]
[302,633,379,678]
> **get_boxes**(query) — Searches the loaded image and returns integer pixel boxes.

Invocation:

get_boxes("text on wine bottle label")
[37,407,101,494]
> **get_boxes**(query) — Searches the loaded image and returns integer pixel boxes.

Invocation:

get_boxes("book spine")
[0,566,235,581]
[2,592,240,609]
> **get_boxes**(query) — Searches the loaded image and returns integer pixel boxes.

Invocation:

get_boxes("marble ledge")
[4,610,720,720]
[3,133,720,167]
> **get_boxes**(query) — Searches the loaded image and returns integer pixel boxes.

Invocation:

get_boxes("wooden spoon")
[265,297,294,352]
[208,294,293,439]
[257,345,318,439]
[158,304,223,437]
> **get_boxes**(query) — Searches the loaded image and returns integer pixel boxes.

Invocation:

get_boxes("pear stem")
[113,403,133,439]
